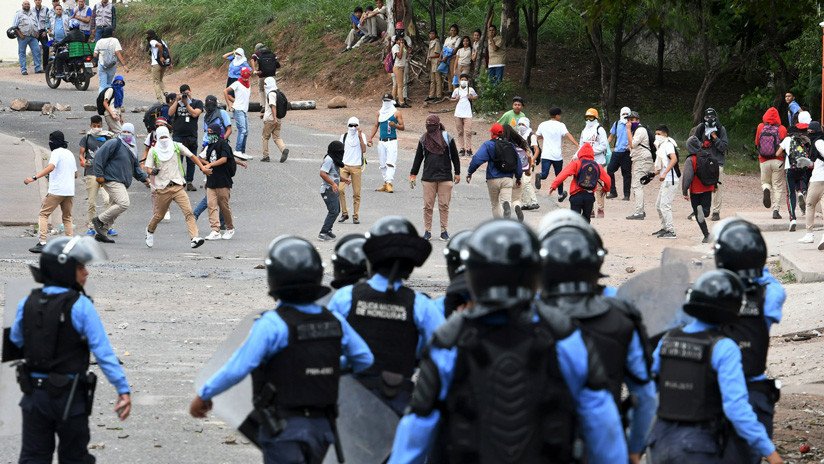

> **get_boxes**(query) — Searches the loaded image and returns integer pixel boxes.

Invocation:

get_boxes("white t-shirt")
[451,87,477,119]
[229,81,250,113]
[149,39,160,65]
[654,137,679,184]
[812,140,824,182]
[264,90,278,121]
[339,132,368,166]
[392,44,408,67]
[93,37,122,62]
[535,119,568,161]
[47,148,77,196]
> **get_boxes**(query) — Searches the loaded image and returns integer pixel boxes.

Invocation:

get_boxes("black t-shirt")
[205,140,233,189]
[172,98,203,139]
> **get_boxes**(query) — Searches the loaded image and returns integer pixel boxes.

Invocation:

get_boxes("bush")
[474,72,517,114]
[726,86,774,131]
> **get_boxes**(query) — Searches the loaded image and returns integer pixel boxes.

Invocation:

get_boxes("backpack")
[693,152,720,187]
[492,138,519,174]
[788,134,811,169]
[639,126,657,161]
[757,124,781,158]
[101,43,118,69]
[143,103,165,132]
[95,89,108,115]
[576,158,601,191]
[158,40,172,67]
[273,89,288,119]
[257,51,280,77]
[383,52,395,74]
[226,147,237,177]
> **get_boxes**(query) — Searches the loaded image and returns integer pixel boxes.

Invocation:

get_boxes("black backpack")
[492,138,519,174]
[143,103,165,132]
[158,40,172,67]
[95,90,107,115]
[693,152,720,187]
[639,126,657,161]
[576,158,601,191]
[257,51,280,77]
[272,89,289,119]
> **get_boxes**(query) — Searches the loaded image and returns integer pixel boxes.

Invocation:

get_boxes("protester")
[202,124,236,241]
[517,118,540,210]
[486,23,504,83]
[497,96,526,128]
[261,76,290,163]
[786,91,801,127]
[652,125,680,238]
[626,111,655,220]
[319,141,347,241]
[776,111,813,231]
[690,107,729,221]
[682,135,718,243]
[535,107,579,199]
[78,116,112,236]
[797,121,824,250]
[367,93,405,193]
[442,24,461,93]
[579,108,610,217]
[221,48,249,88]
[225,67,252,157]
[607,106,632,200]
[501,125,532,222]
[549,143,611,223]
[426,30,442,102]
[250,43,279,107]
[754,107,788,219]
[343,6,364,52]
[449,73,478,157]
[99,75,125,133]
[146,30,167,103]
[410,114,461,240]
[140,116,172,222]
[467,123,523,218]
[168,85,204,190]
[338,117,367,224]
[70,0,91,39]
[90,0,115,41]
[13,1,43,75]
[23,131,76,253]
[201,95,232,146]
[92,26,125,92]
[391,35,410,107]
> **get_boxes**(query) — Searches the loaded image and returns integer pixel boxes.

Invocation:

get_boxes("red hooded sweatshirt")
[754,107,787,163]
[550,143,612,196]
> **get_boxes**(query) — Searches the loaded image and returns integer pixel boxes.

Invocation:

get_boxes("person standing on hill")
[250,43,280,108]
[486,23,505,83]
[391,35,410,108]
[754,107,788,220]
[146,30,167,103]
[221,48,249,88]
[690,108,729,221]
[426,30,443,102]
[368,93,405,193]
[442,24,461,94]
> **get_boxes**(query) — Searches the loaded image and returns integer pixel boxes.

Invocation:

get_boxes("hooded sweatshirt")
[551,143,611,196]
[681,136,715,195]
[754,107,787,163]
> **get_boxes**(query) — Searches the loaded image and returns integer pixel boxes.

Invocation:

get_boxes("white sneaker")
[789,220,796,232]
[222,229,235,240]
[798,233,815,244]
[191,237,205,249]
[145,229,154,248]
[234,151,252,160]
[205,231,223,240]
[818,234,824,251]
[163,210,171,221]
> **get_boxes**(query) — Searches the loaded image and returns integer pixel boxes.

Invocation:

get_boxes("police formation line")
[5,213,784,464]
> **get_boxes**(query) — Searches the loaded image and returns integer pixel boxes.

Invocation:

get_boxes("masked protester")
[318,141,347,241]
[389,219,627,463]
[517,117,541,211]
[689,108,729,221]
[625,111,655,220]
[797,120,824,248]
[607,106,633,200]
[450,73,478,157]
[651,125,680,239]
[367,93,405,193]
[222,47,249,88]
[224,67,252,158]
[200,123,236,241]
[261,76,289,163]
[201,94,232,148]
[6,237,131,463]
[338,117,368,224]
[78,116,113,237]
[90,122,150,243]
[191,236,373,463]
[681,135,717,243]
[100,74,125,133]
[467,123,523,218]
[579,108,610,218]
[327,216,444,416]
[648,270,784,464]
[775,111,813,232]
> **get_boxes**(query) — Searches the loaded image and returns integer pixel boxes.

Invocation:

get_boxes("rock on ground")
[327,96,348,109]
[10,98,28,111]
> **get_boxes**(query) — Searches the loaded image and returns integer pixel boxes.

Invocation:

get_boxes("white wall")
[1,2,20,62]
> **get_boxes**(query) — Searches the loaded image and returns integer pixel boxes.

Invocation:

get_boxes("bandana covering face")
[517,117,531,138]
[153,126,175,161]
[619,106,631,123]
[49,131,68,150]
[264,76,278,93]
[345,117,360,149]
[378,99,396,123]
[585,119,599,130]
[422,114,446,154]
[238,67,252,88]
[630,122,640,132]
[231,48,246,67]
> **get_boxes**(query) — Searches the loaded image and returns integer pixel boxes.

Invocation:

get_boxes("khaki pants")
[104,107,122,133]
[262,120,286,156]
[656,180,678,232]
[422,180,453,232]
[760,159,785,213]
[38,194,73,242]
[429,70,442,99]
[84,175,110,228]
[806,181,824,230]
[207,187,234,232]
[455,117,472,152]
[147,184,198,238]
[595,163,607,212]
[521,172,537,206]
[711,166,724,215]
[486,177,514,218]
[257,78,266,111]
[512,176,524,208]
[97,181,129,227]
[151,64,166,103]
[392,65,405,104]
[339,164,363,219]
[631,158,653,215]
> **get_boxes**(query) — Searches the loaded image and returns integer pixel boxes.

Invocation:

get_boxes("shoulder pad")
[606,296,643,322]
[535,302,575,339]
[432,312,466,349]
[582,334,611,391]
[407,354,442,417]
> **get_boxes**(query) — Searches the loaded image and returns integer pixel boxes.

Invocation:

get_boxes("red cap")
[490,123,504,137]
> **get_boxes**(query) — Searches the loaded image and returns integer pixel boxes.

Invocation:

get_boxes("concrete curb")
[779,249,824,283]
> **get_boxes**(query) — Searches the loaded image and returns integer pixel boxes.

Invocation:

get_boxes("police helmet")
[34,237,108,291]
[443,229,471,280]
[538,209,600,245]
[362,216,432,277]
[7,28,17,40]
[713,218,766,281]
[683,269,745,324]
[330,234,367,289]
[538,211,606,294]
[265,236,330,303]
[461,219,540,307]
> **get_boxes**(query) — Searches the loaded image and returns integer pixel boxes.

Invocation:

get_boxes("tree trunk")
[427,0,436,34]
[500,0,520,47]
[522,25,537,87]
[473,3,495,80]
[606,16,626,119]
[692,69,719,125]
[587,23,612,129]
[656,29,665,87]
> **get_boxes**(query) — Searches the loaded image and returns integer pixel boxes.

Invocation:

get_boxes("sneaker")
[515,205,524,222]
[596,209,604,218]
[92,217,108,236]
[35,69,44,74]
[702,234,711,244]
[94,233,114,243]
[260,156,271,162]
[534,176,542,190]
[107,228,118,236]
[558,192,568,203]
[818,235,824,251]
[279,148,290,163]
[29,242,45,253]
[21,70,28,76]
[423,231,432,240]
[710,212,720,221]
[222,229,235,240]
[651,228,666,236]
[798,233,815,244]
[317,233,333,241]
[326,231,336,239]
[205,231,223,240]
[605,192,618,199]
[385,183,394,193]
[502,201,512,218]
[622,196,630,201]
[234,152,252,160]
[163,210,171,221]
[763,188,771,208]
[145,229,154,248]
[338,214,349,223]
[353,217,360,224]
[659,230,677,239]
[687,212,696,220]
[799,192,806,215]
[772,210,781,220]
[86,228,95,236]
[186,183,197,191]
[440,231,449,241]
[789,220,797,232]
[626,213,645,220]
[191,237,205,249]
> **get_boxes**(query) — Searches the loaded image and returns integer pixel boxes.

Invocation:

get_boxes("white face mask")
[459,80,468,88]
[655,134,665,145]
[347,126,358,136]
[157,136,172,151]
[517,125,529,137]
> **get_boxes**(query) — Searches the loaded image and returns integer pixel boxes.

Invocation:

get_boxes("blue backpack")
[577,159,601,191]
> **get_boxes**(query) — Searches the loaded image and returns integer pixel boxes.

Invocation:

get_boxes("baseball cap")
[382,93,394,102]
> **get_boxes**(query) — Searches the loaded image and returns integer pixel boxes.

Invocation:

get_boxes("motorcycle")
[45,41,94,91]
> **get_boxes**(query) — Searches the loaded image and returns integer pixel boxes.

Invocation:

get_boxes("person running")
[754,107,788,219]
[776,111,813,231]
[338,117,367,224]
[202,124,236,241]
[319,141,347,241]
[503,124,531,222]
[368,93,405,193]
[497,96,526,128]
[224,67,252,158]
[607,106,632,200]
[450,73,478,157]
[579,108,610,217]
[467,123,523,218]
[78,116,112,236]
[549,143,611,223]
[535,107,579,199]
[261,76,290,163]
[797,121,824,250]
[652,125,680,238]
[682,135,718,243]
[517,117,540,210]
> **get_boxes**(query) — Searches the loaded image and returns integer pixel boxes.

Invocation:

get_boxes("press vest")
[251,306,342,410]
[575,307,637,405]
[721,285,769,378]
[657,329,724,422]
[379,115,398,140]
[347,283,418,378]
[22,289,89,375]
[443,317,576,463]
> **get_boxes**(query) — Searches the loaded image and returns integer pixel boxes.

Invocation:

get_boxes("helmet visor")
[57,236,108,265]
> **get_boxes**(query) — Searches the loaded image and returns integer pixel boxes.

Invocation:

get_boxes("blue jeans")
[94,27,106,42]
[541,159,564,195]
[487,66,504,84]
[194,196,225,228]
[321,190,340,234]
[259,417,333,464]
[17,36,42,73]
[234,110,248,153]
[97,64,116,93]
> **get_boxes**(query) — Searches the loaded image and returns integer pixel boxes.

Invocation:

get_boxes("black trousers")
[569,191,595,223]
[607,150,632,197]
[690,191,712,236]
[20,388,94,464]
[174,135,199,183]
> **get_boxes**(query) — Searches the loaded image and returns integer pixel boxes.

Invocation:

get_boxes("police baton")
[62,375,81,421]
[327,407,345,463]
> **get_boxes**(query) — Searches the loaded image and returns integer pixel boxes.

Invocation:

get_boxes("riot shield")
[616,263,692,339]
[660,247,716,283]
[1,279,32,437]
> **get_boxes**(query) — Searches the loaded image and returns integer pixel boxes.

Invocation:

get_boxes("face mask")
[120,133,134,145]
[655,134,665,145]
[207,134,219,144]
[585,119,598,129]
[89,127,101,134]
[704,117,717,128]
[347,126,358,136]
[205,101,217,111]
[460,80,468,89]
[517,125,529,137]
[157,137,172,151]
[630,122,640,131]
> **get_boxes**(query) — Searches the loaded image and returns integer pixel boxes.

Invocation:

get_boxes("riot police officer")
[537,209,656,463]
[327,216,444,416]
[648,269,783,464]
[190,236,374,463]
[435,229,472,317]
[713,218,785,463]
[7,236,132,463]
[389,219,627,464]
[330,233,368,290]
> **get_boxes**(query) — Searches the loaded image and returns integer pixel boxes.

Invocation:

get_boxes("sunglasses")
[348,124,358,127]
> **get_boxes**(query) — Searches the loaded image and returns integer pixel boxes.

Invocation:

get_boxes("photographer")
[168,84,204,191]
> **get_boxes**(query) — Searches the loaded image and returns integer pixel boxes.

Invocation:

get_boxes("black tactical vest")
[252,306,343,410]
[657,329,724,422]
[347,283,418,378]
[22,289,89,375]
[576,307,636,405]
[443,317,576,463]
[721,285,769,378]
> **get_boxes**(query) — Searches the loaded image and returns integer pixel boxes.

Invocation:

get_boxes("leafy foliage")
[474,72,517,113]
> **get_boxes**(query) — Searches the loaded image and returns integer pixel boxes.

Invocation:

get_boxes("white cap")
[799,111,812,125]
[348,116,360,126]
[518,117,531,129]
[620,106,631,117]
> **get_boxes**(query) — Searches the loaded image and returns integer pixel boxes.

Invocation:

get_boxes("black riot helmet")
[713,219,767,282]
[538,210,606,296]
[443,229,471,280]
[265,236,330,303]
[362,216,432,280]
[683,269,745,324]
[34,237,108,292]
[461,219,540,308]
[330,234,368,289]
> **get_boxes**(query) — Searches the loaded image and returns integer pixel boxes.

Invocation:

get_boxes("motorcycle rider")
[53,19,84,79]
